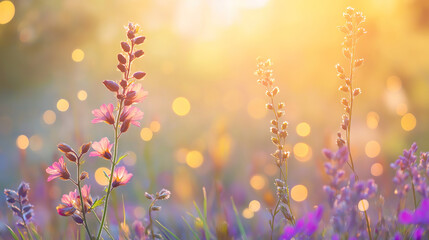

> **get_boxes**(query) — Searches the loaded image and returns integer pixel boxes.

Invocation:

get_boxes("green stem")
[93,212,114,240]
[95,101,123,240]
[76,155,93,239]
[145,199,156,240]
[411,182,418,210]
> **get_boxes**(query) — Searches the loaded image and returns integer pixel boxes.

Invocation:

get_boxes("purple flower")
[399,198,429,225]
[280,206,324,240]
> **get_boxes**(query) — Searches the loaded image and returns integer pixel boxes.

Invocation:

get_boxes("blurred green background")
[1,0,429,238]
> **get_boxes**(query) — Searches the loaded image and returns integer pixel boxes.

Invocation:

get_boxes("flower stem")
[76,155,93,239]
[411,181,418,210]
[95,101,123,240]
[145,199,156,240]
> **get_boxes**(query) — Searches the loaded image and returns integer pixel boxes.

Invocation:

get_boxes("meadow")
[1,0,429,239]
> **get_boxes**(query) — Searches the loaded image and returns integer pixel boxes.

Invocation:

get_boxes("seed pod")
[134,50,144,58]
[80,142,91,154]
[103,80,120,92]
[133,71,146,79]
[65,152,77,162]
[117,54,127,64]
[271,119,278,126]
[80,171,89,181]
[58,143,73,153]
[117,64,126,73]
[271,137,279,145]
[127,30,135,39]
[266,90,272,97]
[335,64,344,73]
[339,85,349,92]
[120,120,131,133]
[278,102,284,109]
[277,111,284,118]
[151,206,161,211]
[133,36,145,45]
[72,214,84,224]
[274,179,284,187]
[272,87,279,96]
[345,78,351,85]
[354,58,364,67]
[341,98,348,106]
[353,88,362,96]
[270,127,278,134]
[343,48,351,59]
[157,189,171,200]
[121,42,131,52]
[281,121,288,129]
[145,192,154,200]
[120,79,127,88]
[18,182,29,198]
[266,103,273,110]
[279,130,287,138]
[337,73,346,79]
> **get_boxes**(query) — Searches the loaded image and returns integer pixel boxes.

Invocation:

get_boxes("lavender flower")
[4,182,34,228]
[280,206,324,240]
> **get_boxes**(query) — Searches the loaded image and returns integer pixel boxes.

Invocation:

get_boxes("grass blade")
[231,197,248,240]
[156,220,181,240]
[182,216,200,240]
[193,201,210,240]
[5,224,19,240]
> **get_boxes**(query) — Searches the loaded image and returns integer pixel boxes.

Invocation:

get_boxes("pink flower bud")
[58,143,73,153]
[120,80,127,88]
[121,42,130,52]
[65,152,76,162]
[133,71,146,79]
[117,54,127,64]
[103,80,120,92]
[127,30,135,39]
[117,64,126,73]
[134,50,144,58]
[80,142,91,154]
[133,36,145,45]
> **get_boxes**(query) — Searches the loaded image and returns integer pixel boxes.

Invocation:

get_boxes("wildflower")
[124,83,147,106]
[111,166,133,188]
[90,137,113,160]
[280,206,324,240]
[399,198,429,225]
[4,182,34,228]
[92,104,115,125]
[80,185,93,212]
[120,106,143,127]
[157,188,171,200]
[56,190,78,216]
[46,156,70,182]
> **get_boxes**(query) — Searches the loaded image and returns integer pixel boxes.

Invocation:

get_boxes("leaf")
[17,228,25,240]
[193,197,211,240]
[231,197,248,240]
[29,223,41,240]
[90,196,106,210]
[156,220,181,240]
[5,224,19,240]
[182,216,200,240]
[116,154,128,165]
[103,171,110,180]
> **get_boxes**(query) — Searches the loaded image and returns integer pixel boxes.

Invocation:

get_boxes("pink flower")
[90,137,113,160]
[80,185,93,212]
[46,157,70,182]
[124,83,147,106]
[120,106,143,127]
[56,190,78,216]
[111,166,133,188]
[92,104,115,125]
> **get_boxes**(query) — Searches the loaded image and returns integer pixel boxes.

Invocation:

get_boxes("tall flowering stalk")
[144,189,171,239]
[255,58,295,240]
[94,22,146,240]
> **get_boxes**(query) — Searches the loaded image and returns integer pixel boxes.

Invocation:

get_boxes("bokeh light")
[95,167,111,186]
[249,200,261,212]
[123,151,137,166]
[291,184,308,202]
[16,135,29,150]
[358,199,369,212]
[72,49,85,62]
[140,128,153,141]
[247,98,266,119]
[186,150,204,168]
[77,90,88,101]
[370,163,383,177]
[250,175,266,190]
[396,103,408,116]
[149,121,161,132]
[133,206,146,219]
[296,122,311,137]
[56,99,69,112]
[43,110,56,125]
[365,140,381,158]
[366,112,379,129]
[0,1,15,24]
[401,113,416,131]
[386,76,402,92]
[29,135,43,151]
[242,208,254,219]
[172,97,191,116]
[293,142,311,162]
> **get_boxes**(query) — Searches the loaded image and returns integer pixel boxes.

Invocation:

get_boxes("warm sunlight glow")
[56,99,69,112]
[401,113,416,131]
[29,135,43,151]
[77,90,87,101]
[386,76,402,92]
[140,128,153,141]
[72,49,85,62]
[291,184,308,202]
[16,135,29,150]
[296,122,311,137]
[366,112,379,129]
[242,208,254,219]
[172,97,191,116]
[358,199,369,212]
[247,98,266,119]
[293,142,311,162]
[0,1,15,24]
[365,140,381,158]
[249,200,261,212]
[371,163,384,177]
[149,121,161,132]
[250,175,266,190]
[43,110,56,125]
[396,103,408,116]
[95,167,110,186]
[186,150,204,168]
[133,206,145,219]
[123,151,137,166]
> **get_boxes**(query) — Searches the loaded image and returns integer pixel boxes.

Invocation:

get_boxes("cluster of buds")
[4,182,34,228]
[144,189,171,239]
[56,185,94,225]
[255,58,290,167]
[335,7,366,148]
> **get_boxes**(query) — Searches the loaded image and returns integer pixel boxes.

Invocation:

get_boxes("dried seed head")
[103,80,120,92]
[117,54,127,64]
[278,102,284,109]
[266,103,273,110]
[281,121,288,130]
[270,127,278,134]
[335,64,344,73]
[354,58,364,68]
[271,137,279,145]
[157,189,171,200]
[279,130,287,138]
[271,119,278,126]
[274,179,285,187]
[272,87,279,96]
[121,42,131,52]
[353,88,362,96]
[151,206,161,211]
[343,48,351,59]
[58,143,73,153]
[266,90,272,97]
[345,78,351,85]
[145,192,154,200]
[337,73,346,79]
[341,98,348,106]
[277,111,284,118]
[339,85,349,92]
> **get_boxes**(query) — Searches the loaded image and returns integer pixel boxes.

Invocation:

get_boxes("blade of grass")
[29,224,41,240]
[193,201,210,240]
[182,216,200,240]
[5,225,19,240]
[231,197,248,240]
[156,220,181,240]
[17,228,25,240]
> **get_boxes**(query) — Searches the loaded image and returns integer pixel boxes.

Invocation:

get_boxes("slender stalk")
[145,199,156,240]
[411,182,418,210]
[76,155,93,239]
[93,212,114,240]
[17,195,34,240]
